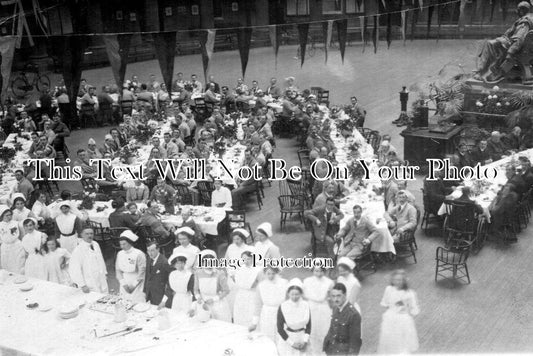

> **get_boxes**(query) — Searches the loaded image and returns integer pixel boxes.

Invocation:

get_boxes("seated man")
[474,2,533,83]
[304,197,344,251]
[456,143,475,168]
[385,190,418,241]
[502,126,522,152]
[453,186,484,216]
[109,198,138,230]
[334,205,379,259]
[490,182,519,243]
[211,178,232,210]
[424,171,453,215]
[470,139,492,166]
[487,131,509,161]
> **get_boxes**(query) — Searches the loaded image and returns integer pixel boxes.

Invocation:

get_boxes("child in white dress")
[43,237,71,285]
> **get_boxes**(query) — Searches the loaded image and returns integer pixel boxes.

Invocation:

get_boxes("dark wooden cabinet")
[400,126,462,168]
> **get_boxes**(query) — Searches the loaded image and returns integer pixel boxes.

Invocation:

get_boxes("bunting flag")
[418,0,423,10]
[153,31,177,92]
[237,27,253,78]
[14,0,34,47]
[478,0,485,25]
[32,0,49,36]
[410,6,418,41]
[386,13,392,48]
[501,0,508,21]
[322,20,333,63]
[103,34,133,89]
[199,29,216,82]
[400,10,407,44]
[47,35,88,120]
[0,36,16,103]
[458,0,467,35]
[268,25,281,67]
[426,5,434,39]
[437,2,443,42]
[490,0,496,22]
[336,19,348,63]
[297,23,309,67]
[372,15,379,54]
[360,16,367,52]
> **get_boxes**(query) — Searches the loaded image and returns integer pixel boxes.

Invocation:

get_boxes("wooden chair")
[174,184,193,205]
[286,177,312,209]
[394,230,417,264]
[120,99,134,118]
[245,181,263,210]
[297,149,311,169]
[354,244,377,276]
[225,210,254,244]
[278,195,305,230]
[443,200,483,252]
[197,181,215,206]
[79,103,97,128]
[365,130,382,152]
[435,246,470,284]
[108,227,127,256]
[420,188,441,233]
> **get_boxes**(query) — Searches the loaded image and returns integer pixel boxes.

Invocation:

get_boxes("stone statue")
[474,1,533,83]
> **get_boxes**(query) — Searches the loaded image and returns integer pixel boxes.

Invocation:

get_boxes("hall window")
[346,0,364,14]
[323,0,343,14]
[287,0,309,16]
[213,0,222,18]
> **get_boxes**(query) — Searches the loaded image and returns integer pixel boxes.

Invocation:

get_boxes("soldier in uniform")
[323,283,362,355]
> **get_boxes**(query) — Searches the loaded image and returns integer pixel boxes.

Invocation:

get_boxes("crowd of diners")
[0,73,427,355]
[424,128,533,243]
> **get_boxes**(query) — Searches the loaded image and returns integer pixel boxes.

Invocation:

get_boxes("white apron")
[258,277,287,342]
[304,276,333,356]
[0,221,25,274]
[198,275,231,322]
[169,270,193,312]
[277,300,311,356]
[233,266,259,326]
[117,249,146,302]
[56,213,79,253]
[44,248,71,285]
[21,230,46,280]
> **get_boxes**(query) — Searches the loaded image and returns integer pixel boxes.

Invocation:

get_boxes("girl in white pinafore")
[378,269,420,354]
[54,202,81,253]
[42,237,71,285]
[11,194,35,237]
[0,206,25,274]
[21,218,47,280]
[233,251,260,326]
[165,252,194,312]
[277,278,312,356]
[303,265,334,355]
[194,250,231,322]
[253,266,287,342]
[224,228,254,315]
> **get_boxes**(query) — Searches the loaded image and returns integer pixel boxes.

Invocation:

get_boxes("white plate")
[132,303,150,313]
[19,283,33,291]
[38,304,53,312]
[14,276,28,284]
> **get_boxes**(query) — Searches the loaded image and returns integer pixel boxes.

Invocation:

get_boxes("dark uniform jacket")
[144,254,172,306]
[323,302,362,355]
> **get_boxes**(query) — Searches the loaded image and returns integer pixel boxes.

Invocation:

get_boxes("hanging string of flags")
[0,0,516,103]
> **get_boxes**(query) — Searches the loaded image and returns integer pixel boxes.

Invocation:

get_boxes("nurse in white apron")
[193,249,231,322]
[0,206,25,274]
[11,193,35,237]
[116,230,147,302]
[54,202,81,253]
[172,227,200,271]
[251,266,287,342]
[162,252,194,312]
[21,218,47,279]
[277,278,312,356]
[336,257,361,314]
[303,264,334,355]
[233,250,260,326]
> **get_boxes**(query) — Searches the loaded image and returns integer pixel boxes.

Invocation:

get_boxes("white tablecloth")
[0,271,277,356]
[0,133,33,201]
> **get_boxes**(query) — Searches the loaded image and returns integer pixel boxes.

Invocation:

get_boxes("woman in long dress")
[252,266,287,342]
[163,252,194,312]
[336,257,361,313]
[21,218,47,279]
[378,270,419,354]
[224,228,253,315]
[303,265,334,355]
[0,206,25,274]
[277,278,312,356]
[233,250,260,326]
[11,194,35,236]
[194,249,231,322]
[42,237,71,285]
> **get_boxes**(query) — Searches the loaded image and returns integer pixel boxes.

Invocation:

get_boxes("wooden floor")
[54,40,533,353]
